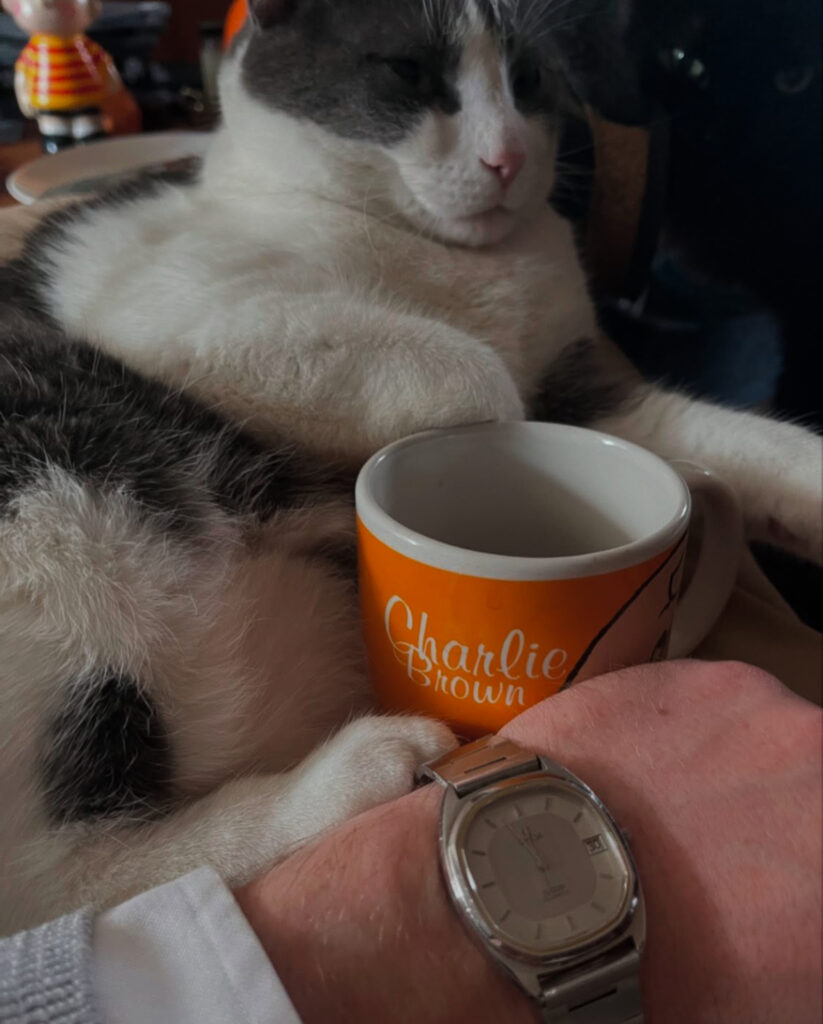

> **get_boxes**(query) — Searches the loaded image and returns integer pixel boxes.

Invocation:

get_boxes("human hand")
[501,660,823,1024]
[235,661,822,1023]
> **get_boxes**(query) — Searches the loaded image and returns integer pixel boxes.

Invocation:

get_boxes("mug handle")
[668,462,744,657]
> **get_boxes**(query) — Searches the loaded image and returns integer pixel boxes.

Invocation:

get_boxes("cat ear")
[248,0,299,29]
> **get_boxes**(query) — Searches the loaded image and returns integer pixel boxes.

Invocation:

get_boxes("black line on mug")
[561,532,689,690]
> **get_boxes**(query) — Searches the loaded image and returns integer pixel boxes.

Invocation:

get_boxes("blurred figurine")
[2,0,124,153]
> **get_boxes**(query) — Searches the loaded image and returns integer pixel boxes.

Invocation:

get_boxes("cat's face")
[237,0,566,246]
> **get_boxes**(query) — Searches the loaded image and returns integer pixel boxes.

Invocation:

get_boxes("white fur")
[2,13,821,931]
[600,388,823,564]
[41,38,590,461]
[0,468,400,925]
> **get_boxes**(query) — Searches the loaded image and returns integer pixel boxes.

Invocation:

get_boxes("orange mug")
[356,422,743,738]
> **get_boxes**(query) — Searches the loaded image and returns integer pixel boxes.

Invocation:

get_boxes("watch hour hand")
[507,824,547,872]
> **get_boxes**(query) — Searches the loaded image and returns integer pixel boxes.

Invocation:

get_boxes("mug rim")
[355,422,691,582]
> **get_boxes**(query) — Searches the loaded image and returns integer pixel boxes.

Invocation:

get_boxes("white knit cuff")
[0,909,100,1024]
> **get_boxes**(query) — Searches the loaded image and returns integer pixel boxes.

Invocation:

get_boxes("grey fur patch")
[242,0,462,143]
[3,160,201,326]
[40,671,173,824]
[304,538,358,580]
[241,0,565,143]
[531,338,636,425]
[0,322,353,537]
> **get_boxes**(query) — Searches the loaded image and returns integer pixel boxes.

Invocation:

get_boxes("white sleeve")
[92,868,303,1024]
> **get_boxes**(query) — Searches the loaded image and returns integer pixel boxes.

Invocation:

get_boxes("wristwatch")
[417,735,645,1023]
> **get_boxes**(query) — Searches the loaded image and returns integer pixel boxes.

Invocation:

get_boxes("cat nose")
[480,151,526,187]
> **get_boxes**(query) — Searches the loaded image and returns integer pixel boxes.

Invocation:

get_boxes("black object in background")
[556,0,822,425]
[624,0,822,630]
[552,0,822,629]
[633,0,822,426]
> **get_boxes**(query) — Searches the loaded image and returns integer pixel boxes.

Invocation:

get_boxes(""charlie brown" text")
[383,595,569,707]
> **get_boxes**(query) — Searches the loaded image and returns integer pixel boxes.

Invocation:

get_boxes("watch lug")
[500,957,546,1001]
[537,756,576,782]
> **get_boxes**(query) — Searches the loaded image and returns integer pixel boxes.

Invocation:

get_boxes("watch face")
[453,779,632,957]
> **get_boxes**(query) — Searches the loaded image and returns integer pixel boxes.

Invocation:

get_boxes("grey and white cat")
[1,0,820,933]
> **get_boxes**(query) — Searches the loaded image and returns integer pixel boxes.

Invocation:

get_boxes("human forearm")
[235,783,533,1024]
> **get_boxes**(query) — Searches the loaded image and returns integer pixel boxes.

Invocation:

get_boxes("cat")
[1,0,820,933]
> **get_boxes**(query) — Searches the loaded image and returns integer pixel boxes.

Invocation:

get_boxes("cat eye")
[375,56,424,87]
[775,66,815,95]
[659,46,708,83]
[511,58,542,101]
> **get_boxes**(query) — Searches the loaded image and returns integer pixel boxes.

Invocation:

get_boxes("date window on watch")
[583,833,606,856]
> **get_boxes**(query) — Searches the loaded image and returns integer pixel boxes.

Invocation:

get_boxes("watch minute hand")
[507,824,546,871]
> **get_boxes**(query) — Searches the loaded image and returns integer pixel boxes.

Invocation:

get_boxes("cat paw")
[765,508,822,565]
[308,714,458,817]
[364,343,525,448]
[474,371,526,424]
[767,434,823,564]
[443,349,526,426]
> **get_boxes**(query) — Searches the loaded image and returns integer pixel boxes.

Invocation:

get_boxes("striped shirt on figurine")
[16,32,119,113]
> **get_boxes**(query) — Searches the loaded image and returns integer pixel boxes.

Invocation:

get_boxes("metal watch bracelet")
[420,736,645,1024]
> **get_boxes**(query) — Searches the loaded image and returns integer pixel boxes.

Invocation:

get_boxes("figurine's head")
[2,0,101,36]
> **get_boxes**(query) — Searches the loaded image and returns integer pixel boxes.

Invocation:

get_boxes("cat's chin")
[390,180,524,248]
[439,206,519,248]
[405,204,519,248]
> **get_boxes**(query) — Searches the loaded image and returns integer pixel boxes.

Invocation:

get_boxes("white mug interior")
[356,422,691,581]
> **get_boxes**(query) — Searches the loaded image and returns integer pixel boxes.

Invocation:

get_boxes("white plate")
[6,131,213,205]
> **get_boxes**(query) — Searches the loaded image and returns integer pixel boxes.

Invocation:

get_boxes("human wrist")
[235,783,535,1024]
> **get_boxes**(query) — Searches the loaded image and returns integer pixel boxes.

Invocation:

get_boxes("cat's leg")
[202,297,526,456]
[581,339,823,565]
[83,292,525,458]
[533,337,822,564]
[26,713,456,924]
[598,385,822,564]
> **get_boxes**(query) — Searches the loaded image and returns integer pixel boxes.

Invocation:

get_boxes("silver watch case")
[437,757,646,1003]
